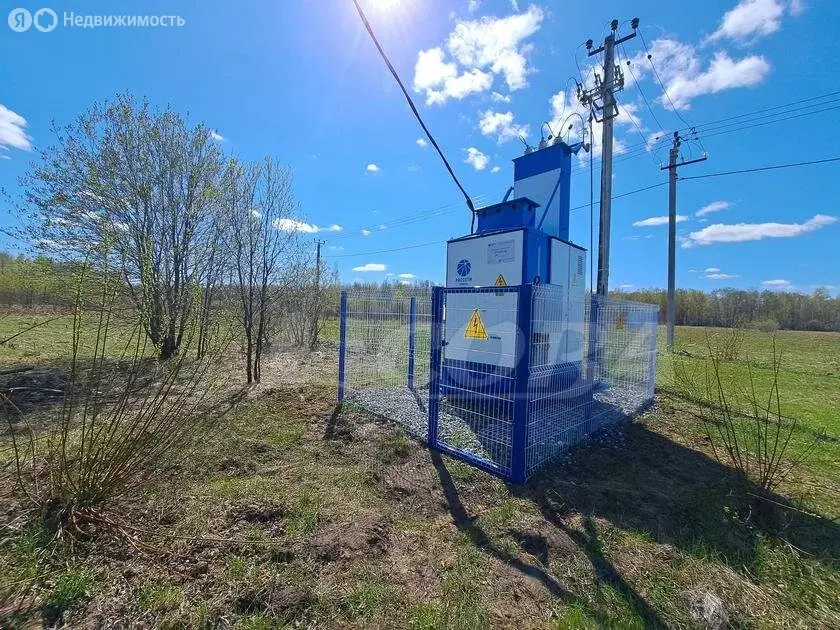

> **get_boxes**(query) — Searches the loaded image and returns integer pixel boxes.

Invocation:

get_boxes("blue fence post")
[337,291,348,404]
[586,294,600,385]
[427,287,444,449]
[511,283,533,485]
[646,310,658,400]
[408,296,417,391]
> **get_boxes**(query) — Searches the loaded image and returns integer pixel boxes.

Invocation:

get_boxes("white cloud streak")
[272,219,342,234]
[366,163,380,172]
[707,272,740,280]
[696,200,732,217]
[633,215,688,227]
[352,263,387,272]
[762,279,791,287]
[0,104,33,152]
[683,214,837,247]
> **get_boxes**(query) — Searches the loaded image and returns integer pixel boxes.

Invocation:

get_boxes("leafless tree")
[17,93,225,359]
[226,157,300,383]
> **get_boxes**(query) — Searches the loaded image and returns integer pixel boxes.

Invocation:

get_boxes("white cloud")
[329,245,345,252]
[620,284,635,290]
[464,147,489,170]
[0,104,33,152]
[378,224,387,230]
[491,91,511,103]
[665,52,770,110]
[491,165,501,173]
[352,263,387,272]
[629,39,770,110]
[398,273,416,279]
[413,5,543,105]
[273,218,319,233]
[632,215,688,227]
[416,138,428,148]
[707,272,740,280]
[0,155,10,161]
[366,163,380,172]
[762,278,791,287]
[705,267,721,273]
[361,229,372,236]
[547,88,639,159]
[272,219,342,234]
[682,214,837,247]
[696,200,732,217]
[468,0,480,13]
[708,0,786,43]
[210,130,224,142]
[789,0,805,16]
[478,109,529,144]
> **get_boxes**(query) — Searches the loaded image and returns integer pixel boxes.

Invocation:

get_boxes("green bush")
[750,318,780,333]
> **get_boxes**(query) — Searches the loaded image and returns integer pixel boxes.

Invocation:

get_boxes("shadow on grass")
[432,450,670,628]
[430,420,839,626]
[519,423,840,574]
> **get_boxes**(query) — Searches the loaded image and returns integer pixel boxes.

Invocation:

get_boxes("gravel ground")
[346,383,652,474]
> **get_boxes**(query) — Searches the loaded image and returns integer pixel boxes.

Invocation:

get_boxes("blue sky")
[1,0,838,294]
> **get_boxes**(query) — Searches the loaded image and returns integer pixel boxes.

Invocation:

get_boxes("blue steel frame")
[337,290,348,403]
[427,287,444,450]
[408,296,417,391]
[427,284,532,484]
[510,283,533,484]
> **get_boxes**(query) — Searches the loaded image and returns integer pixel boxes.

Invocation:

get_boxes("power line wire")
[329,155,840,259]
[637,27,696,133]
[680,156,840,181]
[351,0,476,220]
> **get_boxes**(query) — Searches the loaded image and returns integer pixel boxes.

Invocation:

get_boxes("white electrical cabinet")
[445,231,524,288]
[548,239,587,363]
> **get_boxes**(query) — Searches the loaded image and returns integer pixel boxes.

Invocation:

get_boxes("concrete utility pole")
[579,18,638,297]
[663,132,707,352]
[314,239,326,288]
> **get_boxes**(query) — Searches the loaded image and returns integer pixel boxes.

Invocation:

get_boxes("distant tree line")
[614,287,840,332]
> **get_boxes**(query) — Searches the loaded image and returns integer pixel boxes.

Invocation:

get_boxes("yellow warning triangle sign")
[464,309,489,340]
[494,274,507,287]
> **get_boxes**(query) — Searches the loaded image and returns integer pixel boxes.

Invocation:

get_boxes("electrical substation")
[341,8,659,483]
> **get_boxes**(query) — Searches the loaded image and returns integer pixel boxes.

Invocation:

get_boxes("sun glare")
[369,0,400,11]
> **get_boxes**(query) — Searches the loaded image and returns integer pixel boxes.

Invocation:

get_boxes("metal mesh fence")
[526,289,658,474]
[338,286,658,482]
[434,287,520,478]
[340,289,432,441]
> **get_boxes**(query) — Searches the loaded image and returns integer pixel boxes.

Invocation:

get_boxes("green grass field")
[1,313,839,627]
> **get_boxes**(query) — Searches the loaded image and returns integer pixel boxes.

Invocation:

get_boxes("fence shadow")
[430,450,669,628]
[517,423,840,574]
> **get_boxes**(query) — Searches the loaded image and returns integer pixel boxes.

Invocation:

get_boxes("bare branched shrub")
[708,327,745,362]
[675,337,815,523]
[2,256,231,535]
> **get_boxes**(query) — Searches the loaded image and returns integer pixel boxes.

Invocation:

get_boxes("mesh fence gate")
[338,286,658,483]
